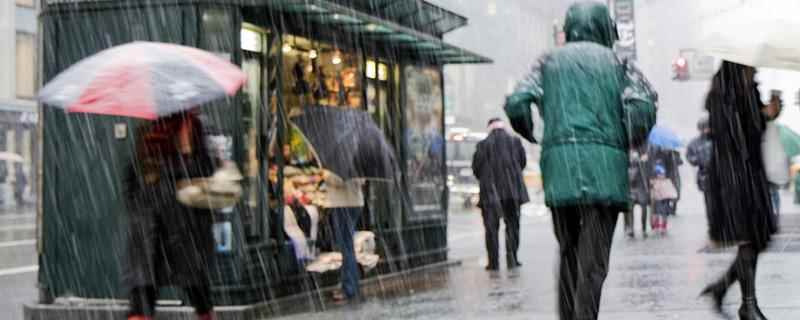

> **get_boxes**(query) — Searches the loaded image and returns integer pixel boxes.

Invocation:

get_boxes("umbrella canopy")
[648,126,682,150]
[778,124,800,159]
[700,0,800,70]
[39,41,246,119]
[290,106,397,180]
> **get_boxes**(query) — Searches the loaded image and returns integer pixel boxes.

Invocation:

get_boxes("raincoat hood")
[564,2,618,48]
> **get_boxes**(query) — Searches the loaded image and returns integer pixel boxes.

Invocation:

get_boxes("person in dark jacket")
[472,118,529,271]
[503,3,657,319]
[687,117,713,228]
[625,147,650,238]
[699,61,779,320]
[124,112,216,320]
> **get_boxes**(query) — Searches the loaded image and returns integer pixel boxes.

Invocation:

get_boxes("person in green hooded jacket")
[504,3,657,320]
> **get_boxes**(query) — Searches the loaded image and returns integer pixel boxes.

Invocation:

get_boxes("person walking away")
[650,164,677,235]
[503,3,657,319]
[647,145,683,215]
[124,112,217,320]
[471,118,529,271]
[14,163,27,206]
[625,148,650,238]
[321,170,365,303]
[687,118,713,229]
[699,61,779,320]
[761,94,788,221]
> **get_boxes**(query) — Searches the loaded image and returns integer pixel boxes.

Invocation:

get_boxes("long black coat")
[123,150,216,290]
[472,129,530,208]
[705,63,776,249]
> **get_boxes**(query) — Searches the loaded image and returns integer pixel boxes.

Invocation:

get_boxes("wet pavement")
[6,189,800,319]
[273,189,800,319]
[0,205,38,320]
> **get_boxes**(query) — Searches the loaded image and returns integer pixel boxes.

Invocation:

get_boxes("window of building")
[16,32,36,99]
[15,0,35,8]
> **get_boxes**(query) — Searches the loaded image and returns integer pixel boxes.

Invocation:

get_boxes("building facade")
[0,0,38,208]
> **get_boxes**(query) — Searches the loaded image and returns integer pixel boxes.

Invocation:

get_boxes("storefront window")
[281,35,363,115]
[404,65,445,220]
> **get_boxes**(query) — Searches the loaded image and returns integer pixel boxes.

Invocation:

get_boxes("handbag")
[177,163,244,209]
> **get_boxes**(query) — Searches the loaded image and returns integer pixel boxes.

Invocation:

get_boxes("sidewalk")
[272,190,800,319]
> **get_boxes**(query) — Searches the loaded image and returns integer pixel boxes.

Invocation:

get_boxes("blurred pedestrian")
[687,117,713,230]
[503,3,657,319]
[471,118,529,271]
[13,163,26,206]
[321,169,366,303]
[650,164,677,235]
[700,61,778,320]
[123,112,217,320]
[625,147,650,238]
[761,92,789,220]
[647,145,682,215]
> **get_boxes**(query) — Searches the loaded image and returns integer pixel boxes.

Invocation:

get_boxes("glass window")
[15,32,36,99]
[403,65,445,221]
[15,0,34,8]
[281,35,363,114]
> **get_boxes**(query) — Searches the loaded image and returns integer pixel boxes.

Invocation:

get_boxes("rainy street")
[270,190,800,319]
[8,0,800,319]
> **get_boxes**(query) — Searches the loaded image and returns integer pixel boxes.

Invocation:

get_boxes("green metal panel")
[40,4,194,299]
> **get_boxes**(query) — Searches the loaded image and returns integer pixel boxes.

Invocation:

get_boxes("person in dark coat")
[124,112,216,320]
[699,61,778,320]
[687,117,713,229]
[503,3,657,319]
[471,118,529,271]
[625,146,650,238]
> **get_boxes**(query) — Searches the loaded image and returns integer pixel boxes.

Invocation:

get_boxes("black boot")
[700,282,726,314]
[738,298,767,320]
[736,245,767,320]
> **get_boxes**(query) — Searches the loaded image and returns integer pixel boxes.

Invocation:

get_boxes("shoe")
[485,265,499,271]
[739,298,768,320]
[626,230,635,238]
[507,261,522,269]
[700,281,728,314]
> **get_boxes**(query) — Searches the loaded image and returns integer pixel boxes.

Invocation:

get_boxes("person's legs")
[574,205,618,320]
[503,200,521,268]
[331,207,362,299]
[551,207,581,320]
[481,203,501,270]
[770,184,781,222]
[184,285,214,317]
[128,286,157,319]
[736,243,767,319]
[639,203,648,236]
[623,210,633,238]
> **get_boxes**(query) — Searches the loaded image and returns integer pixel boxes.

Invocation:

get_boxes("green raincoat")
[504,3,657,209]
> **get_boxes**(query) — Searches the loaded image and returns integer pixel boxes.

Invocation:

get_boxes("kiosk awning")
[265,0,492,64]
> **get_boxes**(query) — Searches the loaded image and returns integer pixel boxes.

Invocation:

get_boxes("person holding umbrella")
[38,42,247,320]
[699,61,779,320]
[504,3,657,319]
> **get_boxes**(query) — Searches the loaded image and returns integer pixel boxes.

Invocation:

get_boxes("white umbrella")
[0,152,24,163]
[700,0,800,71]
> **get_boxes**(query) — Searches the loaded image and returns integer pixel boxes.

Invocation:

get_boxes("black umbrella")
[290,106,397,180]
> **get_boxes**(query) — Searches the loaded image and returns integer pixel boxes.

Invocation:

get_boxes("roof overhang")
[266,0,491,64]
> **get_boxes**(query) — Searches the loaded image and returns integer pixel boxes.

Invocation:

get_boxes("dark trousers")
[481,200,521,268]
[129,285,212,317]
[551,205,618,320]
[330,207,362,299]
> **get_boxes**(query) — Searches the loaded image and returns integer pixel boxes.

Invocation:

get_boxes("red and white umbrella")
[39,41,246,119]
